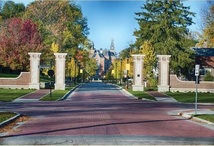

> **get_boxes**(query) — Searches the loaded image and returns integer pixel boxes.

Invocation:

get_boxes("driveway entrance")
[1,82,214,145]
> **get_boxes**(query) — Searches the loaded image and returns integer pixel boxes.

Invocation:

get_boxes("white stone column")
[54,53,67,90]
[28,52,41,89]
[157,55,171,92]
[132,54,145,91]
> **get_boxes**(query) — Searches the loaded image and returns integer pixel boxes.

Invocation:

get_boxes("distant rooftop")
[192,48,214,56]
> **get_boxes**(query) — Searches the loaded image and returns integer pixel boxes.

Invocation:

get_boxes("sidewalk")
[146,91,177,102]
[13,89,50,102]
[146,91,214,127]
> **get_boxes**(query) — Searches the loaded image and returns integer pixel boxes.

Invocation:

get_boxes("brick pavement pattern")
[20,89,49,99]
[1,82,214,145]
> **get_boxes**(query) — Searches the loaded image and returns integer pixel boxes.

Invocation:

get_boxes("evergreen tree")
[134,0,195,74]
[1,1,25,19]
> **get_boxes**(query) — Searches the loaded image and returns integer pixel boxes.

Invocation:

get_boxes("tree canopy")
[197,1,214,47]
[23,0,89,53]
[140,41,156,86]
[0,18,45,71]
[0,0,93,74]
[134,0,196,74]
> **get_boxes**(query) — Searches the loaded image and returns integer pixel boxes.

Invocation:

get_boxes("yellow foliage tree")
[67,58,78,78]
[51,42,59,53]
[140,41,157,87]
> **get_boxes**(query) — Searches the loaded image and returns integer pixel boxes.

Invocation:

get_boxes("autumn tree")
[140,41,156,86]
[105,66,114,80]
[134,0,195,75]
[112,60,120,80]
[23,0,89,54]
[67,58,78,78]
[85,58,98,77]
[0,18,45,71]
[197,1,214,47]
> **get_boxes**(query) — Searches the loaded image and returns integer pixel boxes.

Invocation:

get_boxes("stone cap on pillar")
[54,53,67,60]
[131,54,145,61]
[28,52,42,59]
[157,55,171,62]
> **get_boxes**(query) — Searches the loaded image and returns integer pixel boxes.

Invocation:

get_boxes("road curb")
[0,113,21,128]
[178,112,214,125]
[57,84,81,101]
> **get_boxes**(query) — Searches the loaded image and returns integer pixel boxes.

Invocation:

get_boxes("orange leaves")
[0,18,44,71]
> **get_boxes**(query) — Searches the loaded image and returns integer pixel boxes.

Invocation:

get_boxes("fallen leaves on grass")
[0,115,30,133]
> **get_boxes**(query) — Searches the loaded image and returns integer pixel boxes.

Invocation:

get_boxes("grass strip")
[166,92,214,103]
[127,89,156,101]
[0,73,19,78]
[0,112,16,123]
[194,114,214,123]
[0,89,35,102]
[40,90,70,101]
[40,86,76,101]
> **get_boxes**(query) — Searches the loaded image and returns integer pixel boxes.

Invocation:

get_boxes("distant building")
[192,48,214,76]
[89,40,117,79]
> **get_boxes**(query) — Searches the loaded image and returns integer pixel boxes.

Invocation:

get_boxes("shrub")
[204,71,214,81]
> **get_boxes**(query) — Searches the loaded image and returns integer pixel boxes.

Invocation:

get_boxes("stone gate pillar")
[132,54,145,91]
[28,52,41,89]
[157,55,171,92]
[54,53,67,90]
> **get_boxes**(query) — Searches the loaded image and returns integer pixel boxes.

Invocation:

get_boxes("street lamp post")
[77,62,81,83]
[120,58,122,86]
[116,62,118,84]
[74,60,76,84]
[68,55,72,78]
[126,57,130,89]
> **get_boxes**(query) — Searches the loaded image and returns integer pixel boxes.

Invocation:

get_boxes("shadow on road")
[1,118,188,138]
[77,82,121,91]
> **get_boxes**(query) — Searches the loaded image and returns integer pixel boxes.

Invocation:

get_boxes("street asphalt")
[0,82,214,145]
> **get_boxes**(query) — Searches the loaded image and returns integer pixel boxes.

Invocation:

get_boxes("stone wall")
[0,72,30,89]
[170,74,214,93]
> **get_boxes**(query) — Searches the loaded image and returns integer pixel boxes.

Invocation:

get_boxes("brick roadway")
[0,82,214,145]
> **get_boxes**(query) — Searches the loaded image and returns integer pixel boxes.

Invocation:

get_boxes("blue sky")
[13,0,206,53]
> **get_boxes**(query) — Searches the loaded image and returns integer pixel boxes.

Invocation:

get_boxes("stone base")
[29,83,40,89]
[132,85,144,91]
[158,85,170,92]
[55,84,66,90]
[0,85,30,89]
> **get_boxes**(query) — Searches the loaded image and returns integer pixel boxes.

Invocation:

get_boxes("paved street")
[0,82,214,145]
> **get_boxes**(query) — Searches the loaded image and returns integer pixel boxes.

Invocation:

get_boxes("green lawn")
[0,73,19,78]
[40,86,77,101]
[40,90,70,101]
[127,89,156,101]
[0,89,35,102]
[0,112,16,123]
[194,114,214,123]
[0,73,50,82]
[166,92,214,103]
[40,75,51,82]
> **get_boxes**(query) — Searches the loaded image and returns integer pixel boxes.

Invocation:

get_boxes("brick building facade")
[89,40,116,79]
[192,48,214,76]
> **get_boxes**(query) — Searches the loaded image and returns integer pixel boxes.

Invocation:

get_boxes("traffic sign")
[195,65,200,76]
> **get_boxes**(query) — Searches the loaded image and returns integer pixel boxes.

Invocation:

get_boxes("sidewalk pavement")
[145,91,214,126]
[168,109,214,130]
[13,89,50,102]
[178,109,214,123]
[145,91,177,102]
